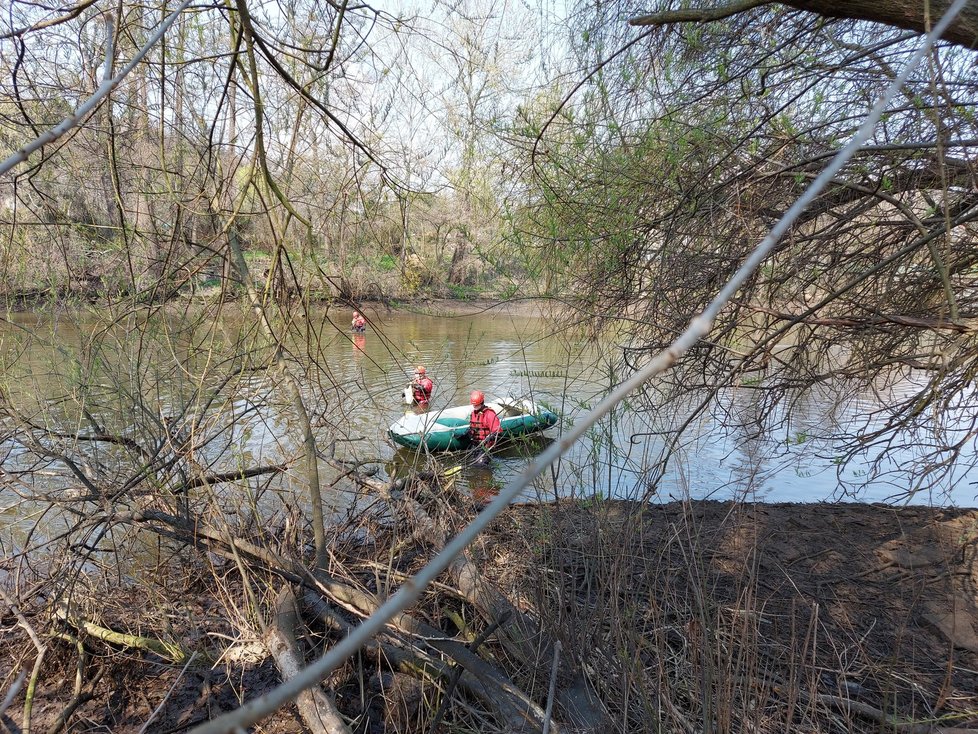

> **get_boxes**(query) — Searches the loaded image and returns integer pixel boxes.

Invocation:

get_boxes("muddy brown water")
[3,302,977,734]
[1,301,976,542]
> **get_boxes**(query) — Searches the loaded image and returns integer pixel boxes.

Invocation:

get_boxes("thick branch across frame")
[630,0,771,27]
[0,0,100,40]
[629,0,978,51]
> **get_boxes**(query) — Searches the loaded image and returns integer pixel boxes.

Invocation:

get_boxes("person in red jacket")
[351,311,366,332]
[468,390,501,462]
[411,366,434,408]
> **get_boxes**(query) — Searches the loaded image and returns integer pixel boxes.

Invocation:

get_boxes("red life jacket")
[469,405,500,444]
[412,377,433,404]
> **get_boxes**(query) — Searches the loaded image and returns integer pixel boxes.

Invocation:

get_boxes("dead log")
[53,602,191,663]
[341,470,546,660]
[307,574,551,733]
[349,472,609,734]
[132,508,551,733]
[267,586,351,734]
[301,591,527,733]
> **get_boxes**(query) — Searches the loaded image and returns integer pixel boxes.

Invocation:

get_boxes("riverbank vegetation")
[4,484,978,733]
[3,0,978,732]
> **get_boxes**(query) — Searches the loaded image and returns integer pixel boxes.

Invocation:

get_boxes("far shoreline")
[380,297,560,319]
[3,292,563,320]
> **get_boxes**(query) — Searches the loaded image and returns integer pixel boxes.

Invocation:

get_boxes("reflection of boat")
[388,397,558,452]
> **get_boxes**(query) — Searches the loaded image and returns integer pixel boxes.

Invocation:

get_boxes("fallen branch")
[308,573,552,733]
[811,692,934,734]
[171,463,289,494]
[348,470,550,668]
[302,591,450,682]
[45,637,103,734]
[353,471,609,732]
[268,586,350,734]
[427,610,511,733]
[1,586,48,734]
[302,591,526,732]
[131,508,552,732]
[53,603,191,664]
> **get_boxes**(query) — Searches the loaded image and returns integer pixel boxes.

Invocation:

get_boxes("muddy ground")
[3,498,978,733]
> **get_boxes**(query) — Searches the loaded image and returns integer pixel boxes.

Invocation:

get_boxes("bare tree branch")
[630,0,772,28]
[0,0,100,40]
[630,0,978,50]
[0,0,194,177]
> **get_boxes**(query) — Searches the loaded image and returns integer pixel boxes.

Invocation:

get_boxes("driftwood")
[53,602,191,663]
[307,568,551,733]
[301,591,535,734]
[353,472,610,733]
[267,586,351,734]
[132,507,551,733]
[347,469,549,664]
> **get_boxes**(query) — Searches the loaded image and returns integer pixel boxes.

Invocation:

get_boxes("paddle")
[493,397,528,418]
[440,441,494,477]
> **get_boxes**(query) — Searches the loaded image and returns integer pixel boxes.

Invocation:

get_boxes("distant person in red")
[351,311,366,332]
[411,366,434,408]
[468,390,500,464]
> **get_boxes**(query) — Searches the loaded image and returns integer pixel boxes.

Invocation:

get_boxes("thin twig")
[427,611,512,734]
[0,0,193,177]
[0,671,26,720]
[137,652,198,734]
[542,640,562,734]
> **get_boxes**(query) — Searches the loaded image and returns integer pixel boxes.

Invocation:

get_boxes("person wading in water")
[351,311,366,332]
[410,366,434,409]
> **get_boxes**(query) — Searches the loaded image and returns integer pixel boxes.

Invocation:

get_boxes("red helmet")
[415,366,426,374]
[470,390,485,406]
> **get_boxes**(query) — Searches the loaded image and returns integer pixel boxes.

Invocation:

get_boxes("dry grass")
[479,499,978,733]
[4,485,978,734]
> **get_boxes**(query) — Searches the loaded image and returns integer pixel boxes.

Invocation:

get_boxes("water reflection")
[1,306,976,511]
[388,434,555,505]
[467,465,500,506]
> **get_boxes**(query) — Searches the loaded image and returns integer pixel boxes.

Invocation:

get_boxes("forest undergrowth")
[2,465,978,734]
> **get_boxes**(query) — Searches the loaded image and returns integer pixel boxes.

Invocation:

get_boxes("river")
[1,302,976,527]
